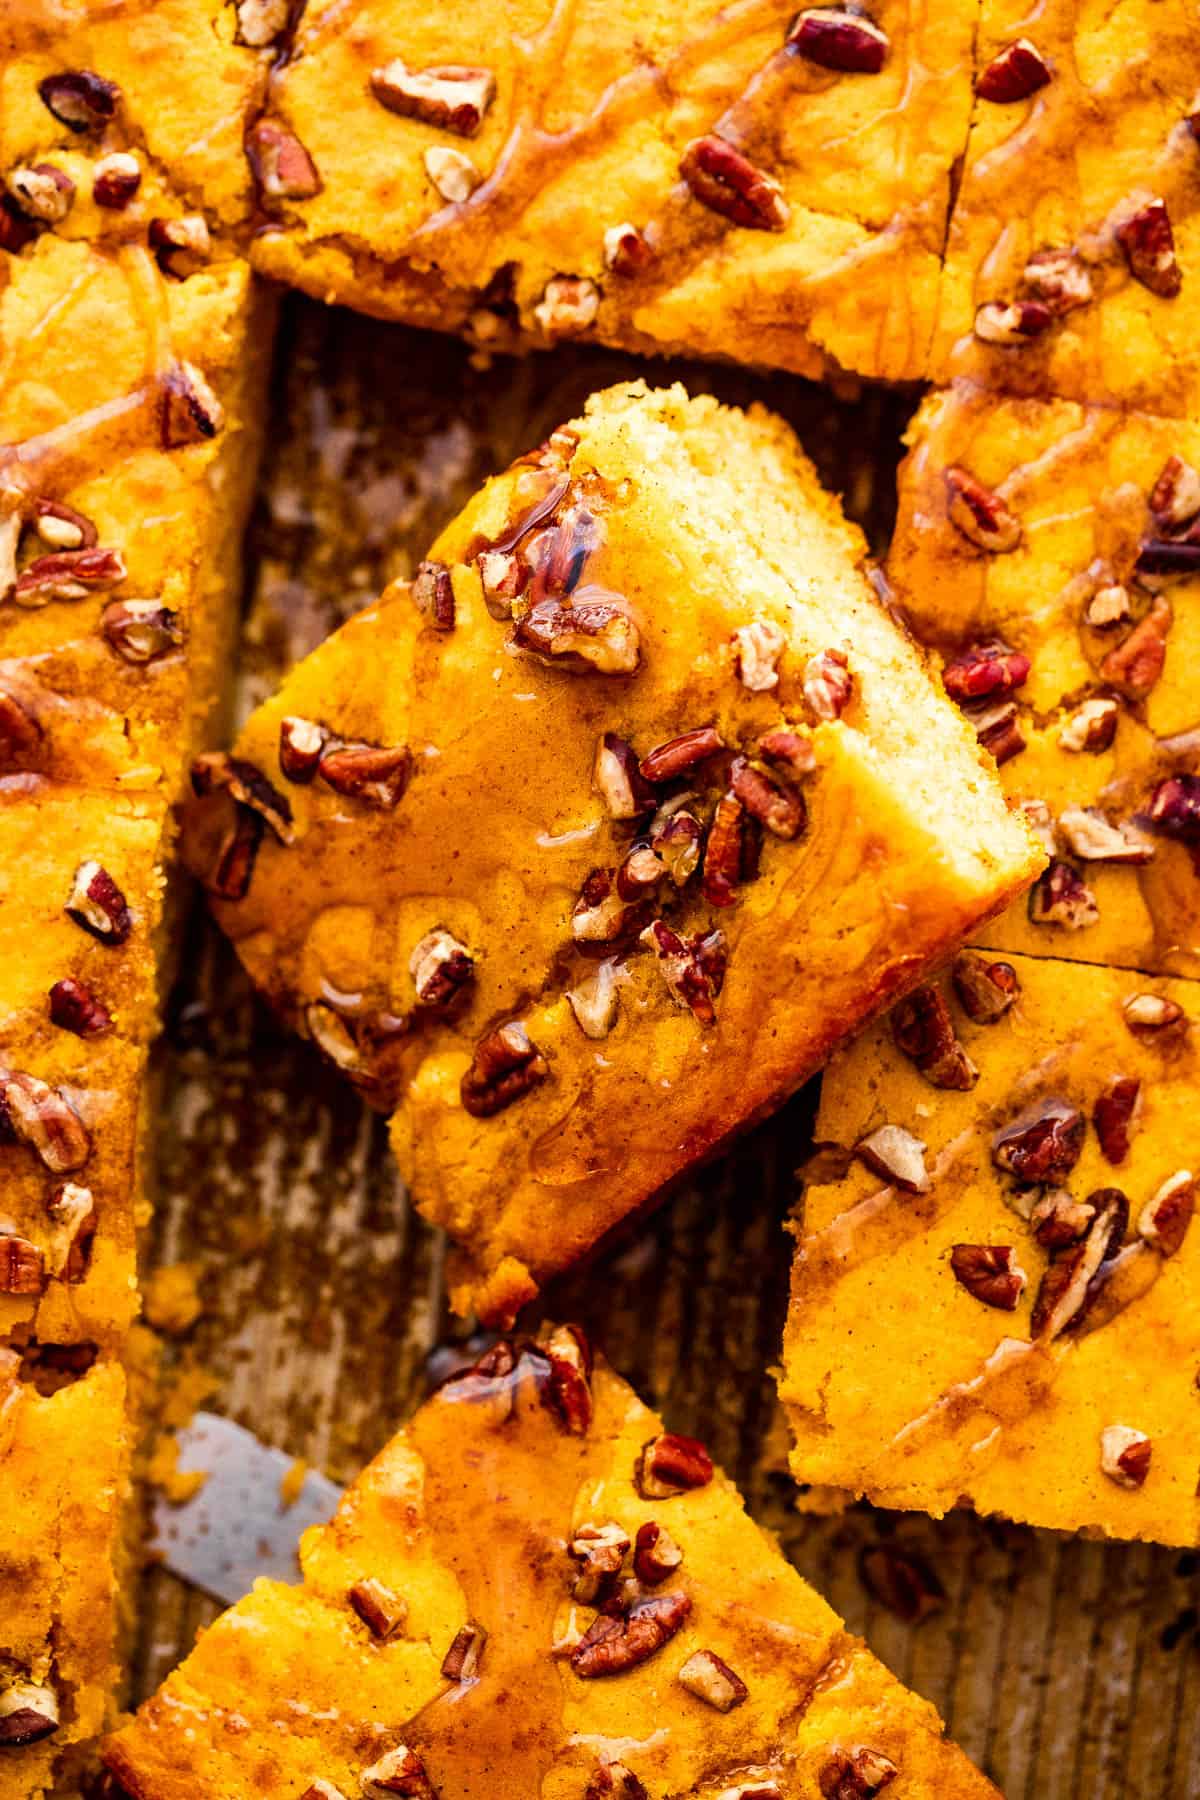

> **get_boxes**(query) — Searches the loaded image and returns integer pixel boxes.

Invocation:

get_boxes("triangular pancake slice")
[103,1328,998,1799]
[186,381,1041,1323]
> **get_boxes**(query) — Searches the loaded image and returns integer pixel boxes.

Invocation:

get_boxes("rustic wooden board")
[133,296,1200,1800]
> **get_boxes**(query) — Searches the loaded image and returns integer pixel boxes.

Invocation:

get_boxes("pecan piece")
[1058,696,1118,754]
[1123,991,1187,1037]
[1116,199,1181,298]
[6,163,75,224]
[730,755,805,839]
[945,466,1022,552]
[513,595,639,673]
[278,715,328,783]
[0,196,37,252]
[410,927,474,1009]
[585,1765,649,1800]
[233,0,290,47]
[942,638,1030,702]
[803,647,852,721]
[361,1746,437,1799]
[993,1096,1084,1184]
[160,361,225,447]
[1099,1424,1151,1489]
[1134,537,1200,576]
[1031,1188,1096,1250]
[0,688,42,766]
[973,299,1053,346]
[569,1521,631,1603]
[148,214,211,279]
[15,546,126,606]
[1146,773,1200,842]
[573,868,639,946]
[1024,247,1093,314]
[636,1431,713,1498]
[460,1021,547,1117]
[1093,1075,1140,1164]
[246,119,322,202]
[92,151,141,208]
[441,1621,487,1681]
[757,727,816,776]
[857,1542,944,1623]
[975,38,1051,103]
[732,617,787,691]
[649,808,703,885]
[412,559,455,629]
[1138,1170,1194,1256]
[49,977,112,1038]
[0,1069,90,1172]
[348,1578,407,1641]
[951,950,1019,1022]
[1057,806,1152,865]
[950,1244,1026,1310]
[677,1649,747,1712]
[1149,454,1200,531]
[818,1748,899,1800]
[891,986,977,1090]
[639,726,723,783]
[680,135,789,231]
[965,697,1025,765]
[101,599,182,663]
[0,1681,60,1746]
[370,60,496,135]
[566,959,622,1040]
[701,791,745,907]
[306,1002,363,1074]
[633,1520,682,1586]
[0,1233,45,1295]
[544,1322,593,1434]
[533,276,599,339]
[300,1785,349,1800]
[1027,859,1099,930]
[1084,582,1131,629]
[640,920,726,1026]
[319,742,412,808]
[571,1592,691,1678]
[192,751,294,843]
[31,501,88,551]
[66,860,131,944]
[46,1180,95,1280]
[604,222,655,276]
[787,9,890,73]
[854,1123,930,1193]
[1099,597,1171,698]
[594,732,652,819]
[38,70,119,131]
[208,807,264,901]
[1031,1187,1128,1338]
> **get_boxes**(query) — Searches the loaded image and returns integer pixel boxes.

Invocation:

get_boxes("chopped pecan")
[92,151,141,208]
[278,715,328,783]
[305,1002,364,1075]
[441,1621,487,1681]
[299,1785,349,1800]
[1031,1188,1095,1250]
[967,697,1025,764]
[6,163,75,224]
[945,466,1022,553]
[0,510,19,598]
[680,135,789,231]
[15,546,126,606]
[636,1431,713,1498]
[148,214,211,279]
[803,647,852,721]
[973,298,1053,346]
[891,986,977,1089]
[1116,199,1181,298]
[160,361,225,447]
[1146,773,1200,842]
[192,751,294,843]
[718,1785,783,1800]
[604,222,655,276]
[1057,806,1152,864]
[1099,1424,1151,1489]
[787,9,890,72]
[0,688,42,765]
[49,977,112,1038]
[950,1244,1026,1310]
[369,60,496,136]
[66,860,131,944]
[0,196,37,252]
[639,726,724,783]
[1149,454,1200,531]
[616,842,666,902]
[348,1577,408,1641]
[1093,1075,1140,1164]
[533,276,599,339]
[649,808,703,885]
[0,1069,90,1172]
[1099,597,1171,697]
[246,119,322,202]
[677,1649,747,1712]
[46,1180,95,1280]
[942,638,1030,702]
[567,959,622,1039]
[0,1680,60,1746]
[0,1233,45,1295]
[858,1542,944,1623]
[102,599,182,663]
[1027,859,1099,930]
[585,1765,649,1800]
[360,1746,437,1799]
[975,37,1051,102]
[1123,991,1187,1037]
[732,617,786,691]
[702,792,745,908]
[513,595,639,673]
[411,558,456,631]
[633,1520,683,1586]
[1031,1187,1127,1338]
[1134,537,1200,576]
[1023,246,1093,314]
[855,1123,929,1193]
[208,807,264,901]
[1084,583,1131,629]
[569,1521,631,1603]
[757,727,816,776]
[571,1592,691,1678]
[37,70,119,131]
[1138,1170,1194,1256]
[233,0,290,47]
[730,755,805,839]
[1058,696,1119,754]
[319,742,412,809]
[818,1748,899,1800]
[993,1096,1084,1184]
[640,920,726,1025]
[544,1322,594,1434]
[460,1021,547,1117]
[573,868,639,946]
[410,927,474,1010]
[951,950,1019,1022]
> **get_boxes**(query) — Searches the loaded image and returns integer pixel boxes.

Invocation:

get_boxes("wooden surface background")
[132,296,1200,1800]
